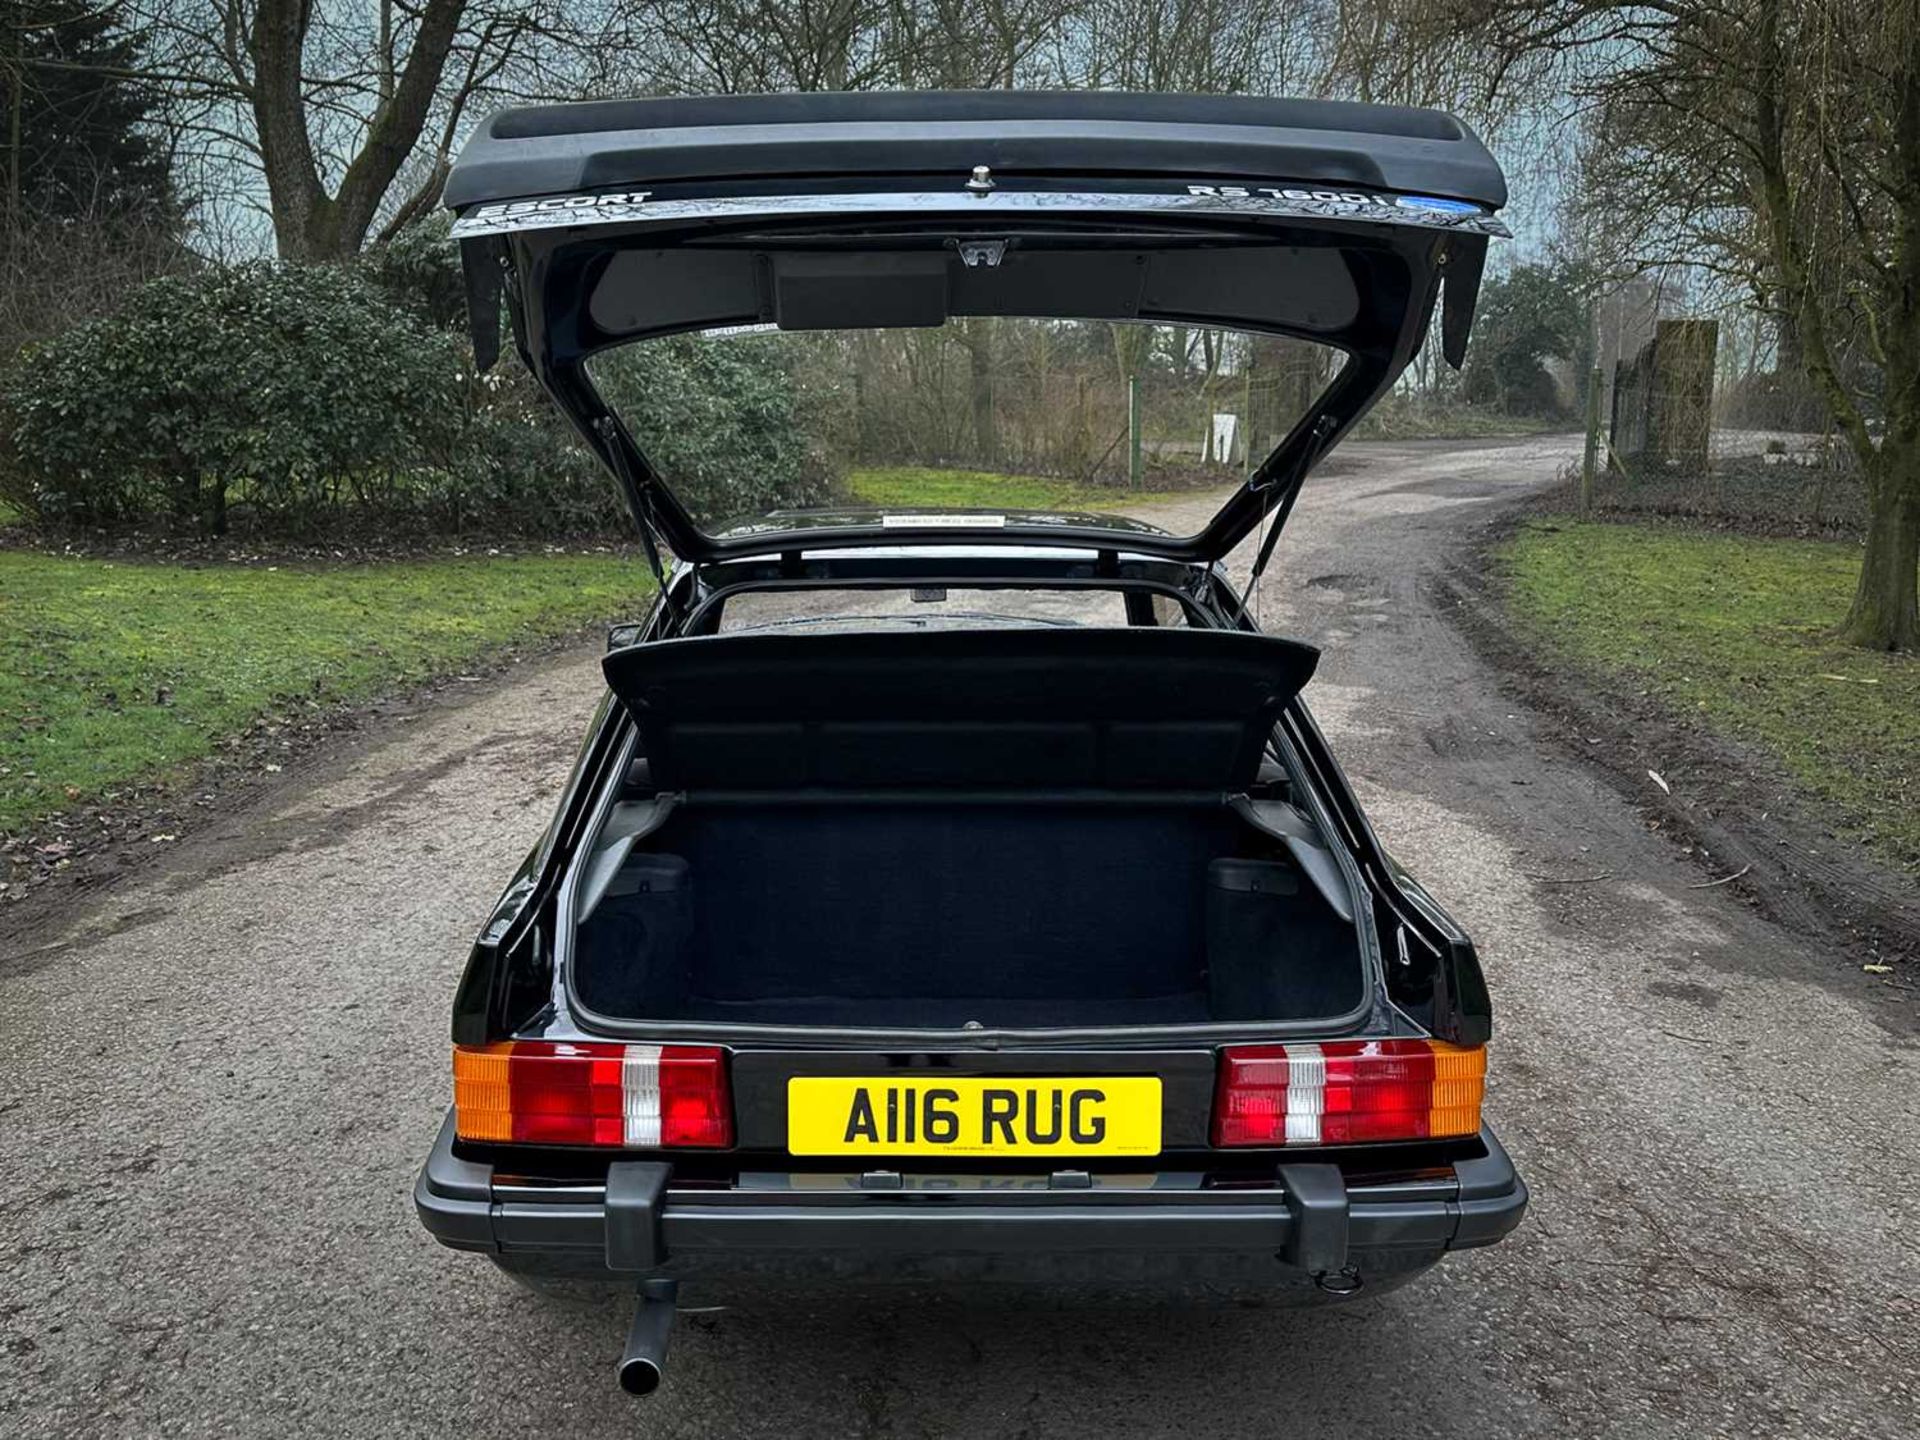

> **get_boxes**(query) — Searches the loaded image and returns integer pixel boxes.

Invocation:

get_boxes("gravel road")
[3,436,1915,1438]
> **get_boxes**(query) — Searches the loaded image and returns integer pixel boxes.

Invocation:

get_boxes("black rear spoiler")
[444,90,1507,212]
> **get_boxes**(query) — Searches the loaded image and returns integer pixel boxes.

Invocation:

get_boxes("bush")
[0,255,839,539]
[1717,368,1830,432]
[438,364,626,534]
[361,213,468,330]
[362,222,841,532]
[0,261,463,532]
[1460,263,1590,419]
[589,333,838,526]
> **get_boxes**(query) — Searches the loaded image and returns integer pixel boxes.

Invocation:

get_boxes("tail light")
[1211,1039,1485,1147]
[453,1041,733,1148]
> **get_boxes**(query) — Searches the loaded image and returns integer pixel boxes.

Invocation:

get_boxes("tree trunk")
[1749,0,1918,650]
[249,0,468,261]
[1839,442,1920,650]
[1196,329,1220,464]
[1110,323,1149,386]
[963,317,998,465]
[248,0,334,261]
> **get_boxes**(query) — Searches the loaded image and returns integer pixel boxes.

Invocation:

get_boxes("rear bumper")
[414,1112,1526,1287]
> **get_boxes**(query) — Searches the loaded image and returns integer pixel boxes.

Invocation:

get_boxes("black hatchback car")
[415,91,1527,1394]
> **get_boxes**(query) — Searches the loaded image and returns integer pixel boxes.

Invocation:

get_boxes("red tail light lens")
[453,1042,732,1148]
[1211,1039,1485,1147]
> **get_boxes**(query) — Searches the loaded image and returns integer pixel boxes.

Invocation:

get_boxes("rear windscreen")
[584,318,1343,533]
[715,587,1132,634]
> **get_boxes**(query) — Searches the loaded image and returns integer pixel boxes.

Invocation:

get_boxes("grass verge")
[845,466,1199,513]
[1,550,653,835]
[1500,519,1918,874]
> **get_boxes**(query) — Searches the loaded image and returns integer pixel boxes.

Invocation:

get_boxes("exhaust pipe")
[616,1278,680,1395]
[1313,1266,1363,1296]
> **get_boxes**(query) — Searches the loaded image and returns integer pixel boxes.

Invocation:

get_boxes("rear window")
[585,318,1341,533]
[716,587,1130,634]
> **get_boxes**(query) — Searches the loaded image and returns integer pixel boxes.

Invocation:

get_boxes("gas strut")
[595,415,684,629]
[1239,413,1339,612]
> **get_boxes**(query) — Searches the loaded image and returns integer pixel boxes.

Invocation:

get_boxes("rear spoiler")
[449,89,1506,371]
[445,91,1506,212]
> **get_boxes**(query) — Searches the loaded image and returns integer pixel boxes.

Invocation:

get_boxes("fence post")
[1128,373,1142,489]
[1580,363,1604,513]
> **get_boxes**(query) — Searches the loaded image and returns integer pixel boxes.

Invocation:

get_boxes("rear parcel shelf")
[599,627,1319,794]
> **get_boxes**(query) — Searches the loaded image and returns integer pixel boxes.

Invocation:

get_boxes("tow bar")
[616,1278,680,1395]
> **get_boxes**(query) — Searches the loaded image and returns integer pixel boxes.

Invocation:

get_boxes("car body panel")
[426,543,1520,1302]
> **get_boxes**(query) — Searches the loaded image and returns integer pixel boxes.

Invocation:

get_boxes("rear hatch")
[444,90,1508,563]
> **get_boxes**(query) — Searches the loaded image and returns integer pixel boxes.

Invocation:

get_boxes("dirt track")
[2,436,1915,1438]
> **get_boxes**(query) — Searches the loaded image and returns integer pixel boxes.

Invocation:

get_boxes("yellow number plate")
[786,1077,1162,1157]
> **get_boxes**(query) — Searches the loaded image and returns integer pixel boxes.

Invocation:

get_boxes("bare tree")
[1427,0,1919,650]
[128,0,589,259]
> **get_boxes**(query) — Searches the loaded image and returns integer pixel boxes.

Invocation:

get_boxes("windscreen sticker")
[881,513,1008,529]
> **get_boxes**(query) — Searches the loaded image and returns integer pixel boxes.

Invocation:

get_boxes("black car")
[415,90,1527,1395]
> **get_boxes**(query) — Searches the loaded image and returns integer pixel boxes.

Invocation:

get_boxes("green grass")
[0,551,654,833]
[1501,519,1919,874]
[845,466,1201,513]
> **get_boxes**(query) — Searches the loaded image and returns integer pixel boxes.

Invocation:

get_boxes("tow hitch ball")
[616,1278,679,1395]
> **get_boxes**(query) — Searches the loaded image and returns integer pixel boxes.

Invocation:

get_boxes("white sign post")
[1210,412,1238,464]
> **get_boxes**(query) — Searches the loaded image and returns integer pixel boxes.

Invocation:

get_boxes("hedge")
[0,247,833,539]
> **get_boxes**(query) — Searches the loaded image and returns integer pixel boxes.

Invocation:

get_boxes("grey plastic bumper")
[414,1112,1526,1279]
